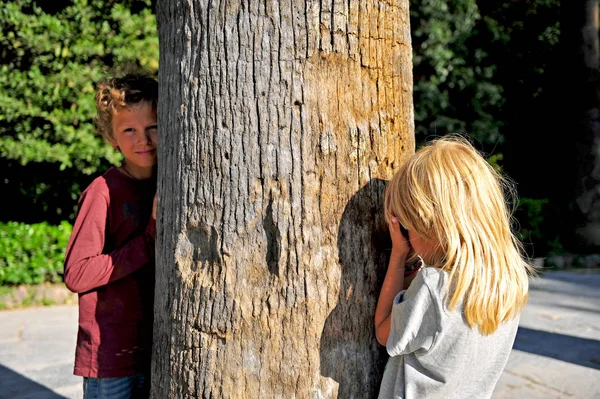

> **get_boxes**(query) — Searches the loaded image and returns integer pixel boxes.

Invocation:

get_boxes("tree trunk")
[153,1,414,397]
[568,0,600,250]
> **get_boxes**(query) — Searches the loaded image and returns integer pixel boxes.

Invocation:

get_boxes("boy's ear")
[107,135,118,148]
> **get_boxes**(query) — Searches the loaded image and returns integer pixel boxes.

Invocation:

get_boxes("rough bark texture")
[570,0,600,249]
[153,1,414,397]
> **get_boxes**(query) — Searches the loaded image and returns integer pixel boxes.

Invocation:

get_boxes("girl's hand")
[389,217,411,259]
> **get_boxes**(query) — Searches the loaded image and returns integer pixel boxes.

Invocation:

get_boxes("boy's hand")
[389,217,411,259]
[152,194,157,220]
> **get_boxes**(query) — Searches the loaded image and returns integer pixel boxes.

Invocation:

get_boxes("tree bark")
[568,0,600,250]
[153,1,414,397]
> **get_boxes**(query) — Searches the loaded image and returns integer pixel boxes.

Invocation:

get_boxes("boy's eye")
[147,125,158,131]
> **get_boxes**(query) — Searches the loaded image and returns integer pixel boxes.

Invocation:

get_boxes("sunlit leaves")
[0,0,158,222]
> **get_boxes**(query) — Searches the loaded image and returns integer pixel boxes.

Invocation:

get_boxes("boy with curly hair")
[64,72,158,398]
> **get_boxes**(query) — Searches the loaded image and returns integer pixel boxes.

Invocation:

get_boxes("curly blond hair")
[95,73,158,142]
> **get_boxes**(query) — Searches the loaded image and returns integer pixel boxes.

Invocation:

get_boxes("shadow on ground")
[0,364,67,399]
[513,327,600,370]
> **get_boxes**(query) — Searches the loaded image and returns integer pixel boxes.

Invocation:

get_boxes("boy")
[64,73,158,399]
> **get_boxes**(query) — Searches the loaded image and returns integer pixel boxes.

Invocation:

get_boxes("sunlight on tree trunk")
[153,1,414,397]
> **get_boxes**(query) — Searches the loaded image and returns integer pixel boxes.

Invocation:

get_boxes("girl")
[374,135,535,399]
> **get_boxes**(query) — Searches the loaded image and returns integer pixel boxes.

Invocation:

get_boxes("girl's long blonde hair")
[384,135,535,335]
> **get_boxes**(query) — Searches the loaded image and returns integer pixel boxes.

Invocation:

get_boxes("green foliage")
[517,198,548,241]
[515,197,564,257]
[0,0,158,223]
[0,0,568,258]
[487,152,503,172]
[410,0,504,146]
[477,0,561,114]
[410,0,561,148]
[477,0,563,257]
[0,221,73,285]
[411,0,564,256]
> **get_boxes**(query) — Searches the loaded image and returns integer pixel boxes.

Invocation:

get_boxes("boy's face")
[109,101,158,173]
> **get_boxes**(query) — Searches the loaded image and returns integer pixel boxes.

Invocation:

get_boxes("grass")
[0,283,76,310]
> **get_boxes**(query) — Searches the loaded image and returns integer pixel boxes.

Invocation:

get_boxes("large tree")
[152,1,414,397]
[567,0,600,251]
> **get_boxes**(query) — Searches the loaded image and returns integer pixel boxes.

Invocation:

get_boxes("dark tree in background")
[409,0,585,257]
[473,0,565,257]
[493,0,599,255]
[566,0,600,252]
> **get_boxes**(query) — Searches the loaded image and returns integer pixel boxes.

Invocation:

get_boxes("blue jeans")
[83,373,149,399]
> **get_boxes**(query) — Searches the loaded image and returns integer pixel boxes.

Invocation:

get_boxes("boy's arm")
[63,189,155,294]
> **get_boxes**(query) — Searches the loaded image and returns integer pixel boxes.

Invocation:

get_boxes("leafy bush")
[0,221,72,285]
[410,0,504,146]
[0,0,158,224]
[515,197,564,258]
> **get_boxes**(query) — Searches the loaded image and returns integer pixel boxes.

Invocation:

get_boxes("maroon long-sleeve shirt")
[64,167,156,378]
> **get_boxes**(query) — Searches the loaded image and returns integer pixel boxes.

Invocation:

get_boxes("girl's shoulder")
[419,266,449,284]
[415,267,451,300]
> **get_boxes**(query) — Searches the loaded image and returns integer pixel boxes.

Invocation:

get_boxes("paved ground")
[492,268,600,399]
[0,305,81,399]
[0,268,599,399]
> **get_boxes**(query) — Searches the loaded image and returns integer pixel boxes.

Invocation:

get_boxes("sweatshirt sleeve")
[386,269,442,357]
[63,188,155,294]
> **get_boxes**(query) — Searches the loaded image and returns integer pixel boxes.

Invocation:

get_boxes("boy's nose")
[138,130,152,143]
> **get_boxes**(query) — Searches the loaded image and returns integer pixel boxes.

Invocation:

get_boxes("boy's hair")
[384,135,535,335]
[95,73,158,141]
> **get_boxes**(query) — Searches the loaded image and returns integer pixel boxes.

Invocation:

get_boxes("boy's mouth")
[136,149,156,155]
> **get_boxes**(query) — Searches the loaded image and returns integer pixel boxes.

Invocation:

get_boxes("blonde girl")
[374,135,535,399]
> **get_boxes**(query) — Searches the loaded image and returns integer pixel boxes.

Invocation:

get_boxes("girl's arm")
[374,217,411,346]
